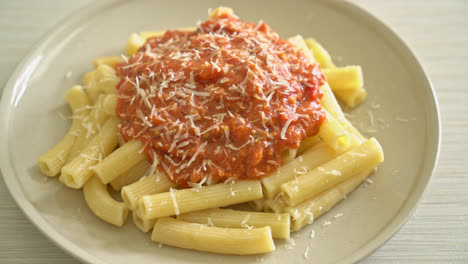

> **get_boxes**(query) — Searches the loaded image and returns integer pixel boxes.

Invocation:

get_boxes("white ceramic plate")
[0,0,440,263]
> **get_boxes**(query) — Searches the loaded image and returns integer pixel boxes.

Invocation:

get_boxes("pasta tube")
[320,83,365,143]
[334,88,367,108]
[60,116,120,189]
[323,66,363,92]
[38,86,89,176]
[121,171,176,211]
[83,176,128,227]
[93,140,147,184]
[262,141,337,199]
[282,148,297,164]
[288,35,316,64]
[320,83,344,119]
[281,137,383,207]
[247,199,266,212]
[305,37,366,108]
[209,7,234,19]
[82,71,100,104]
[82,65,119,104]
[322,66,366,108]
[139,30,165,40]
[132,211,156,233]
[94,64,119,94]
[177,208,290,239]
[127,27,198,56]
[151,217,275,255]
[288,168,373,231]
[296,135,321,155]
[103,94,117,116]
[305,38,335,69]
[317,111,353,153]
[263,199,287,214]
[138,180,263,220]
[125,33,145,55]
[110,159,150,191]
[66,94,109,163]
[93,56,125,69]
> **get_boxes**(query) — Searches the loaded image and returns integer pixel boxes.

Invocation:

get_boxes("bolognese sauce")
[116,12,326,187]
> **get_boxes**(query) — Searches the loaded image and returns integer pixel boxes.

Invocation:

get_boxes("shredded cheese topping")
[116,12,326,187]
[169,188,180,215]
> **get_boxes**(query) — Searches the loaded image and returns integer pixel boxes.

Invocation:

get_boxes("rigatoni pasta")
[121,171,176,210]
[304,38,367,107]
[288,168,373,231]
[37,6,383,256]
[93,140,147,184]
[320,83,366,144]
[177,208,290,239]
[261,141,337,199]
[60,116,120,189]
[323,66,364,92]
[103,94,118,116]
[83,176,128,227]
[93,56,125,69]
[110,159,150,191]
[305,38,335,69]
[132,211,156,233]
[323,66,367,107]
[151,217,276,255]
[138,181,263,220]
[65,94,109,163]
[38,85,90,176]
[281,138,384,207]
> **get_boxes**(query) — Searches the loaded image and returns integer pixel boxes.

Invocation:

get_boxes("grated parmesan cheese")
[207,217,214,227]
[240,213,251,228]
[169,188,180,215]
[115,12,327,186]
[395,116,409,122]
[285,238,296,249]
[321,220,332,228]
[281,119,294,139]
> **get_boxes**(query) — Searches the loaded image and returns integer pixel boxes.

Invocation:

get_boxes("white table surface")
[1,0,467,263]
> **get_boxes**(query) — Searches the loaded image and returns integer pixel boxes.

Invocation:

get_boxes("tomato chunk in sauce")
[116,13,326,187]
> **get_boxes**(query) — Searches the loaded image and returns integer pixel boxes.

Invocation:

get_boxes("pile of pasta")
[38,8,383,255]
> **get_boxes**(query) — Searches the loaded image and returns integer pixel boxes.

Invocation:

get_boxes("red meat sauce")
[115,13,326,188]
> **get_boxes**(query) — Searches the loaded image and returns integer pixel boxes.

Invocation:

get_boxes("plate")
[0,0,440,263]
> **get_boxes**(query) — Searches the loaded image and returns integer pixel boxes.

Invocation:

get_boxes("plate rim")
[0,0,441,263]
[0,2,118,263]
[327,1,442,263]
